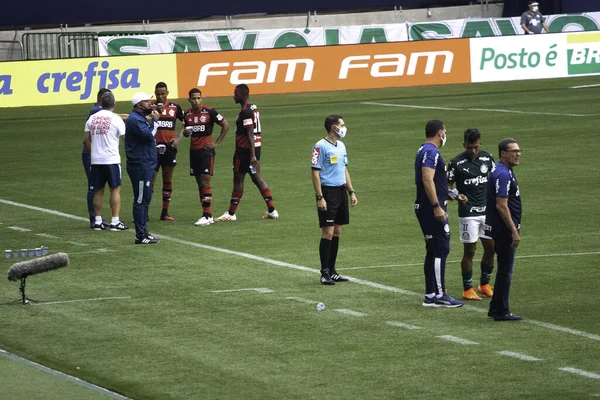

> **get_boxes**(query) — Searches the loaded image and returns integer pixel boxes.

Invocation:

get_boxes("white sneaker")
[214,211,236,222]
[194,216,214,226]
[262,210,279,219]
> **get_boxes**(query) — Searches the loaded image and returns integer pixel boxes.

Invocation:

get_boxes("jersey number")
[253,111,261,134]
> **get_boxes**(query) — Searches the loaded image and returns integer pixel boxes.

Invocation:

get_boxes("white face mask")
[336,126,347,138]
[531,5,539,12]
[440,131,447,147]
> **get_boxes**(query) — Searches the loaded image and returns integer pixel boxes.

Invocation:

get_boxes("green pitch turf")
[0,77,599,399]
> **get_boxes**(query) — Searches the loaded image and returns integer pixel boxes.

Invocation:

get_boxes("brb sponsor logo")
[35,61,140,100]
[157,120,174,129]
[567,32,600,75]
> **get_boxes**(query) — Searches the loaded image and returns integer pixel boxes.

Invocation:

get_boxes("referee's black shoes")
[320,270,335,285]
[488,311,523,321]
[135,235,160,245]
[330,272,350,282]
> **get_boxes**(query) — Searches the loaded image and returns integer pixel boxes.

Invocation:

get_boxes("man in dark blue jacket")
[126,92,161,244]
[485,138,523,321]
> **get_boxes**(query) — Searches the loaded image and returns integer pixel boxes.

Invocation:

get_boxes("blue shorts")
[415,207,450,256]
[90,164,122,189]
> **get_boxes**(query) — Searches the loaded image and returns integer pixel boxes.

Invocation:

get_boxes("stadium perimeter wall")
[0,5,501,44]
[1,31,599,108]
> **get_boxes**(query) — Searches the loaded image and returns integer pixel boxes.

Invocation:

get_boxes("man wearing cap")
[521,1,550,34]
[125,92,161,244]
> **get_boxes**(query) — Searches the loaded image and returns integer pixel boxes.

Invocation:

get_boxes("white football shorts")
[458,216,491,244]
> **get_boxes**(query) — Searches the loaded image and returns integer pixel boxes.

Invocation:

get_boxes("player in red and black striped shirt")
[179,88,230,226]
[215,84,278,221]
[151,82,184,221]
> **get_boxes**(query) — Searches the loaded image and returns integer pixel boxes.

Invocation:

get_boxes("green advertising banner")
[408,12,600,40]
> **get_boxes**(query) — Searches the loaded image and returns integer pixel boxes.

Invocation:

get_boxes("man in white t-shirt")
[83,92,129,231]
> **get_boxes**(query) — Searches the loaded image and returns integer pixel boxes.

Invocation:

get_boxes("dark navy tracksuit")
[485,161,522,315]
[125,110,158,239]
[414,142,450,296]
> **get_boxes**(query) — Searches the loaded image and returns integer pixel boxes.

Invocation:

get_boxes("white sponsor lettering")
[339,51,454,79]
[157,120,174,128]
[469,206,486,213]
[463,176,488,186]
[189,125,206,133]
[198,59,314,86]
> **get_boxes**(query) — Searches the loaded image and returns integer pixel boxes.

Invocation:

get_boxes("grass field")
[0,77,599,399]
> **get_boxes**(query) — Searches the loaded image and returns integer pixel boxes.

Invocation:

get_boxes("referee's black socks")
[319,238,332,275]
[329,236,340,273]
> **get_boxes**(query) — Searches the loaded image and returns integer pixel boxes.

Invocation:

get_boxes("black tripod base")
[7,277,40,305]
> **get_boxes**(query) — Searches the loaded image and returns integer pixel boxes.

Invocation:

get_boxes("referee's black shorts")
[318,186,349,228]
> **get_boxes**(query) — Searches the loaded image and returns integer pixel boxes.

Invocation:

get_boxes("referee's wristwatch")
[348,190,356,195]
[316,195,324,201]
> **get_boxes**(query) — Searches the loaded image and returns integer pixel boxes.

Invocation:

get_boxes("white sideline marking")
[7,226,31,232]
[438,335,478,345]
[559,367,600,380]
[334,309,368,317]
[516,251,600,259]
[212,288,273,294]
[31,296,131,306]
[360,101,597,117]
[590,393,600,397]
[385,321,422,330]
[360,101,463,111]
[286,297,319,304]
[570,83,600,89]
[2,198,600,342]
[0,348,131,399]
[340,251,600,270]
[467,107,595,117]
[62,250,115,255]
[0,199,89,222]
[497,351,542,361]
[341,262,424,270]
[37,233,59,239]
